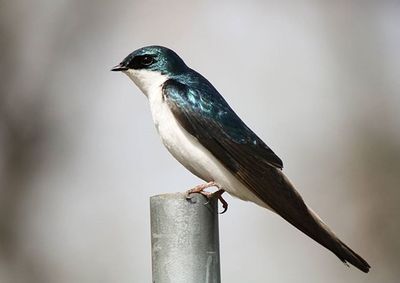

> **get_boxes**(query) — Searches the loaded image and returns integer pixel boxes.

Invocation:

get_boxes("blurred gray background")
[1,0,399,282]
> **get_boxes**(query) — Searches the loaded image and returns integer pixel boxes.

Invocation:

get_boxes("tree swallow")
[111,46,370,273]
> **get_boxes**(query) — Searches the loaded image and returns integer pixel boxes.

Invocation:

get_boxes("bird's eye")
[141,56,154,66]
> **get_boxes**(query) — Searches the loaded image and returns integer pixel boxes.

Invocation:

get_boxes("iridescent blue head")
[111,45,188,76]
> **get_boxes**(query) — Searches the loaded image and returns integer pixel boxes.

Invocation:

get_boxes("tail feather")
[337,239,371,272]
[236,161,371,272]
[304,208,371,273]
[267,171,371,273]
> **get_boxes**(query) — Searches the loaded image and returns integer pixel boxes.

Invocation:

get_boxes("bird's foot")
[186,181,228,214]
[185,181,217,199]
[212,189,228,214]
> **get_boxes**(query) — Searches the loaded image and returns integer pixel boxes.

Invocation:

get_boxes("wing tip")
[338,240,371,273]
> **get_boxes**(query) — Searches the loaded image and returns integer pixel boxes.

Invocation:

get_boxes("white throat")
[124,69,169,97]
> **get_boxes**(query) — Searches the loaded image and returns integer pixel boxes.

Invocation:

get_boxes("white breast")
[124,69,268,208]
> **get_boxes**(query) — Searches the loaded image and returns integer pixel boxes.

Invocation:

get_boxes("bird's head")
[111,45,187,95]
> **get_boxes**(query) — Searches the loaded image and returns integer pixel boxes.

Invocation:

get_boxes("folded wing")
[162,78,370,273]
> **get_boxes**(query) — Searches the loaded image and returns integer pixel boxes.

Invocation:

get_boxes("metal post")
[150,192,221,283]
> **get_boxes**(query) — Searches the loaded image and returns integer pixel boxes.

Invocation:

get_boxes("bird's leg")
[186,181,228,213]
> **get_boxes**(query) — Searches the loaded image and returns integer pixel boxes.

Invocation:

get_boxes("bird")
[111,45,370,273]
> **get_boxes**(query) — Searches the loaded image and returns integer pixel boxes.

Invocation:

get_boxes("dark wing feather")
[163,78,312,222]
[162,78,370,273]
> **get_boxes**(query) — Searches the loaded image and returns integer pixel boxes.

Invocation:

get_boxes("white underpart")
[125,69,269,209]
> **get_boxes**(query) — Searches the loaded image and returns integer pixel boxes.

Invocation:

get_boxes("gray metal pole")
[150,192,221,283]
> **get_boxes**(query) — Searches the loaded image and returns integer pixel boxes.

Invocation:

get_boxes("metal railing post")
[150,192,221,283]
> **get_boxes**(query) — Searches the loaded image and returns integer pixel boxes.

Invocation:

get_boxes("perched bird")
[111,45,370,273]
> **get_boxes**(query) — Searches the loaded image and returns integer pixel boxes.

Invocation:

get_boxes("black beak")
[111,63,128,72]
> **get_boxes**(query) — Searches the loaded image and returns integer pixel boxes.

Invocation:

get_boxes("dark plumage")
[113,45,371,273]
[163,73,370,273]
